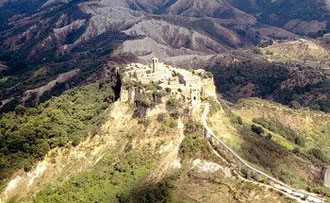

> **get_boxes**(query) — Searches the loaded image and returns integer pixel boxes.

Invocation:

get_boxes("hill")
[208,98,330,197]
[0,61,328,202]
[260,38,330,69]
[206,58,330,112]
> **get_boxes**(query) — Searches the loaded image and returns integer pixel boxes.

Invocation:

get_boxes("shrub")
[289,101,301,110]
[266,133,272,140]
[179,133,211,159]
[230,115,243,126]
[72,135,81,147]
[136,96,152,108]
[237,116,243,125]
[294,136,305,147]
[15,105,26,115]
[252,117,305,146]
[308,148,326,162]
[138,118,151,127]
[170,111,180,119]
[153,90,166,98]
[114,163,127,173]
[167,120,177,128]
[185,121,202,134]
[24,162,32,172]
[251,124,264,135]
[208,97,221,115]
[292,147,301,155]
[143,82,157,91]
[241,167,249,179]
[167,97,180,108]
[157,113,167,122]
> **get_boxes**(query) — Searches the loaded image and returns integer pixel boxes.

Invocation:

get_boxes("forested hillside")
[207,60,330,112]
[0,79,118,189]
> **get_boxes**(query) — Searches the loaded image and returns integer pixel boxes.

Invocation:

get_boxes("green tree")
[15,105,26,115]
[266,133,272,140]
[251,124,264,135]
[289,101,301,110]
[308,148,325,162]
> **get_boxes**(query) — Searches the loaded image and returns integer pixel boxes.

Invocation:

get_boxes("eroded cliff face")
[0,59,219,201]
[4,0,328,67]
[0,100,184,202]
[0,60,300,202]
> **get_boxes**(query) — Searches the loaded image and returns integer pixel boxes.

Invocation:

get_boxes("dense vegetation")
[179,133,213,160]
[33,145,159,202]
[0,79,118,185]
[129,173,180,203]
[252,117,305,147]
[0,0,48,31]
[212,102,330,197]
[207,61,330,112]
[239,123,329,196]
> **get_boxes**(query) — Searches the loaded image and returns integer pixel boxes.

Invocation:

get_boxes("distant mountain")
[1,0,329,67]
[0,0,329,112]
[0,2,329,201]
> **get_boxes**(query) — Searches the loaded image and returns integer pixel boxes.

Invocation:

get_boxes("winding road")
[201,104,325,203]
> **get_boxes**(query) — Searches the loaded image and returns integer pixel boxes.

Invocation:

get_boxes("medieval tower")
[152,58,159,73]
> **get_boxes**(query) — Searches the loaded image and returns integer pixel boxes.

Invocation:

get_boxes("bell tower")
[152,58,159,73]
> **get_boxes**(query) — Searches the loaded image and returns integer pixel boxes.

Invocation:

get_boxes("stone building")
[119,58,216,115]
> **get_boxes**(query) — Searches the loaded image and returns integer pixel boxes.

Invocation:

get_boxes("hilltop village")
[119,58,217,116]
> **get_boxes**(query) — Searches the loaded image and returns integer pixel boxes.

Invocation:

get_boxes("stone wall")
[201,77,217,99]
[118,59,218,116]
[323,166,330,188]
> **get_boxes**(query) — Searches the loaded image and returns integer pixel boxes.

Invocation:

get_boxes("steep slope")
[229,0,330,36]
[0,0,303,67]
[261,38,330,68]
[0,98,297,202]
[0,100,183,202]
[208,98,330,197]
[0,0,329,114]
[0,0,328,68]
[1,63,311,202]
[207,59,330,112]
[115,19,229,60]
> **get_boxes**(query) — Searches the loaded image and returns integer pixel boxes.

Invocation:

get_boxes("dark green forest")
[207,61,330,112]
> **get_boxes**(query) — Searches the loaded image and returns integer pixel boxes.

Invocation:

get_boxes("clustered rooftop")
[120,58,216,115]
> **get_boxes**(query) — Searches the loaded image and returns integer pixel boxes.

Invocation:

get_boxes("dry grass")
[233,98,330,157]
[261,39,330,69]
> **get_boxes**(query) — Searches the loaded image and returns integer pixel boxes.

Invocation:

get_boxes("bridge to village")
[201,104,325,203]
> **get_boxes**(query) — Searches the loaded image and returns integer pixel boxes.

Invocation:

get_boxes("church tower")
[152,58,159,73]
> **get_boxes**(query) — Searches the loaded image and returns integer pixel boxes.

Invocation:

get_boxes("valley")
[0,1,329,202]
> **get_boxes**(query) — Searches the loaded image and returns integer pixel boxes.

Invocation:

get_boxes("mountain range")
[0,1,330,202]
[1,0,329,66]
